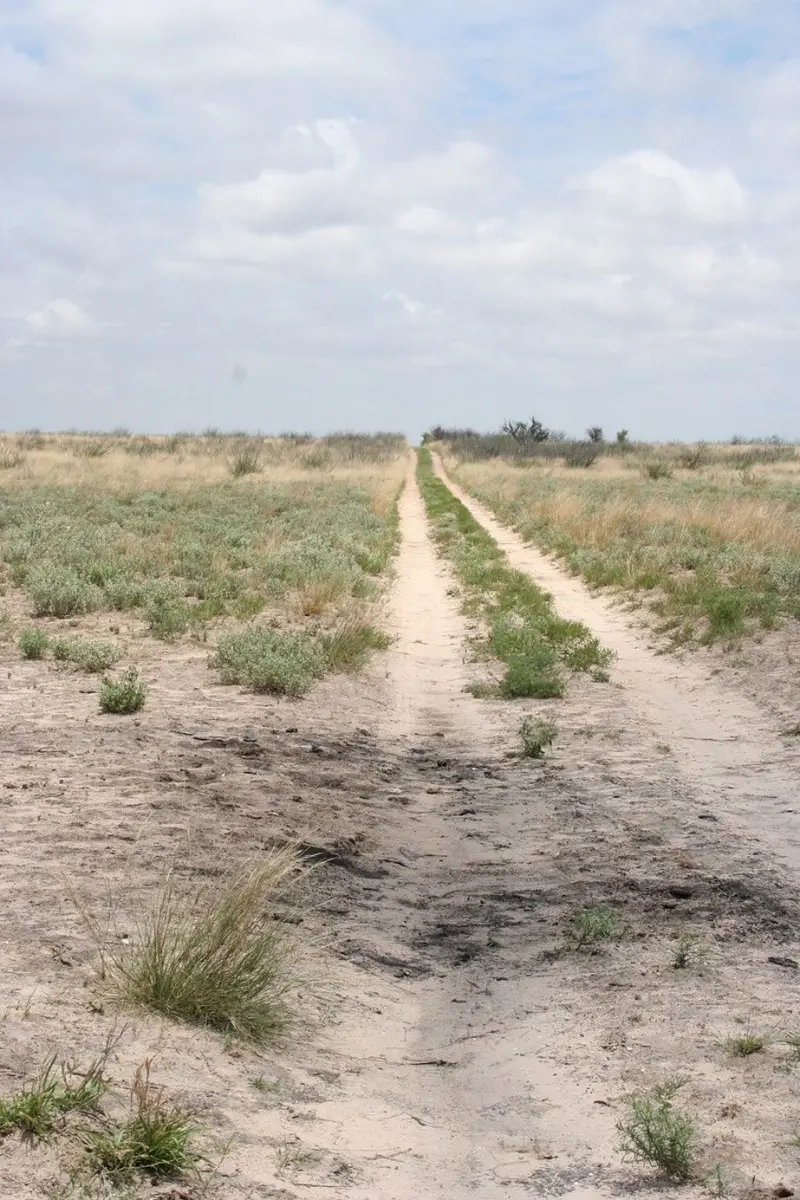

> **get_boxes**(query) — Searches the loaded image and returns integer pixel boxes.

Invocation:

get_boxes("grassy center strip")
[416,448,611,697]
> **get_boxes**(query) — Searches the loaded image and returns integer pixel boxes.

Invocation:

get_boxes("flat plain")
[1,431,800,1200]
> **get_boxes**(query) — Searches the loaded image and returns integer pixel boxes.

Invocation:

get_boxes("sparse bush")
[74,440,110,459]
[103,851,304,1043]
[100,667,146,714]
[519,717,557,758]
[145,594,190,640]
[586,426,604,444]
[617,1078,697,1181]
[227,442,262,477]
[27,566,101,618]
[672,934,703,969]
[677,443,710,470]
[82,1061,197,1181]
[214,628,326,696]
[563,442,600,469]
[19,627,49,660]
[52,636,122,673]
[571,904,620,948]
[642,461,673,481]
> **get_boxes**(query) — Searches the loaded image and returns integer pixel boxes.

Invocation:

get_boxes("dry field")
[1,433,800,1200]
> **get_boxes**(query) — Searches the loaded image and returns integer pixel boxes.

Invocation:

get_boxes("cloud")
[25,298,97,336]
[1,0,800,437]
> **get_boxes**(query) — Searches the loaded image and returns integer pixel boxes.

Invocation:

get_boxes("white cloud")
[575,151,748,223]
[25,298,97,336]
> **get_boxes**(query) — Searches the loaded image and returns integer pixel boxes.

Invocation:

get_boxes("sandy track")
[434,454,800,877]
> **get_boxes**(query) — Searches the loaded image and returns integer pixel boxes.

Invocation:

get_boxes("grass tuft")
[718,1031,767,1057]
[0,1055,107,1141]
[617,1078,697,1181]
[100,667,146,714]
[228,442,262,477]
[82,1061,197,1181]
[19,627,49,660]
[571,904,621,948]
[101,850,305,1043]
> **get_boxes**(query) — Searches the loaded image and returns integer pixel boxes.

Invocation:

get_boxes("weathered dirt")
[2,459,800,1198]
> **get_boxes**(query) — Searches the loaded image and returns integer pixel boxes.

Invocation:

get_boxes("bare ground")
[2,460,800,1198]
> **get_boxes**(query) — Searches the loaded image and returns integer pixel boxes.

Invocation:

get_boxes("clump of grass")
[0,1055,107,1140]
[74,440,110,459]
[19,627,50,660]
[617,1078,697,1181]
[718,1031,768,1057]
[321,621,390,672]
[214,628,327,696]
[82,1061,197,1181]
[571,904,621,948]
[100,667,146,714]
[100,851,304,1044]
[52,636,122,673]
[228,442,262,477]
[27,566,101,618]
[519,717,557,759]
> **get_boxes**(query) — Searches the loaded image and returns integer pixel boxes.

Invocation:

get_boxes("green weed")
[0,1055,107,1140]
[519,717,558,759]
[617,1078,697,1181]
[100,668,146,714]
[571,904,621,948]
[19,627,49,660]
[52,637,122,673]
[718,1032,767,1057]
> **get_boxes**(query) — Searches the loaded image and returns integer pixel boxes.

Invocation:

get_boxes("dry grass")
[449,450,800,645]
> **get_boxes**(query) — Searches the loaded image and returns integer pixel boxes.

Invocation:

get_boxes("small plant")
[19,627,49,660]
[784,1033,800,1061]
[227,443,262,477]
[718,1031,767,1057]
[672,934,703,969]
[145,596,190,641]
[82,1061,197,1181]
[571,904,620,949]
[642,460,673,481]
[101,850,305,1043]
[616,1078,697,1181]
[100,667,146,714]
[704,1162,732,1198]
[519,717,557,759]
[322,621,391,673]
[276,1138,321,1174]
[0,444,25,469]
[52,636,122,673]
[0,1055,106,1140]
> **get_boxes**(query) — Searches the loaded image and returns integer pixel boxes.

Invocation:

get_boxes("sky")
[1,0,799,440]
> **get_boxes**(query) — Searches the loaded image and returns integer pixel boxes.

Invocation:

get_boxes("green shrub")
[104,851,303,1043]
[519,717,557,758]
[100,668,146,714]
[52,636,122,673]
[617,1079,697,1181]
[19,627,49,660]
[214,628,326,696]
[146,596,190,640]
[571,904,620,948]
[27,566,101,618]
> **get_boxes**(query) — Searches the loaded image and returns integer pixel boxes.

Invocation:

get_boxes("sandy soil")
[2,458,800,1198]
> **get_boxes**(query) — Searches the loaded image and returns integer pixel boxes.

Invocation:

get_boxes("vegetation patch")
[519,717,558,758]
[416,448,611,697]
[18,627,49,660]
[100,667,146,714]
[617,1078,698,1181]
[97,850,305,1044]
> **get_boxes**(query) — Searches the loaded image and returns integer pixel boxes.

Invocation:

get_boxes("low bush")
[52,636,122,673]
[19,627,49,660]
[519,717,557,758]
[214,628,327,696]
[100,667,146,714]
[27,566,101,618]
[228,442,262,477]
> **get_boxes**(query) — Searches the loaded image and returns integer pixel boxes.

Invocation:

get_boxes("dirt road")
[3,456,800,1198]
